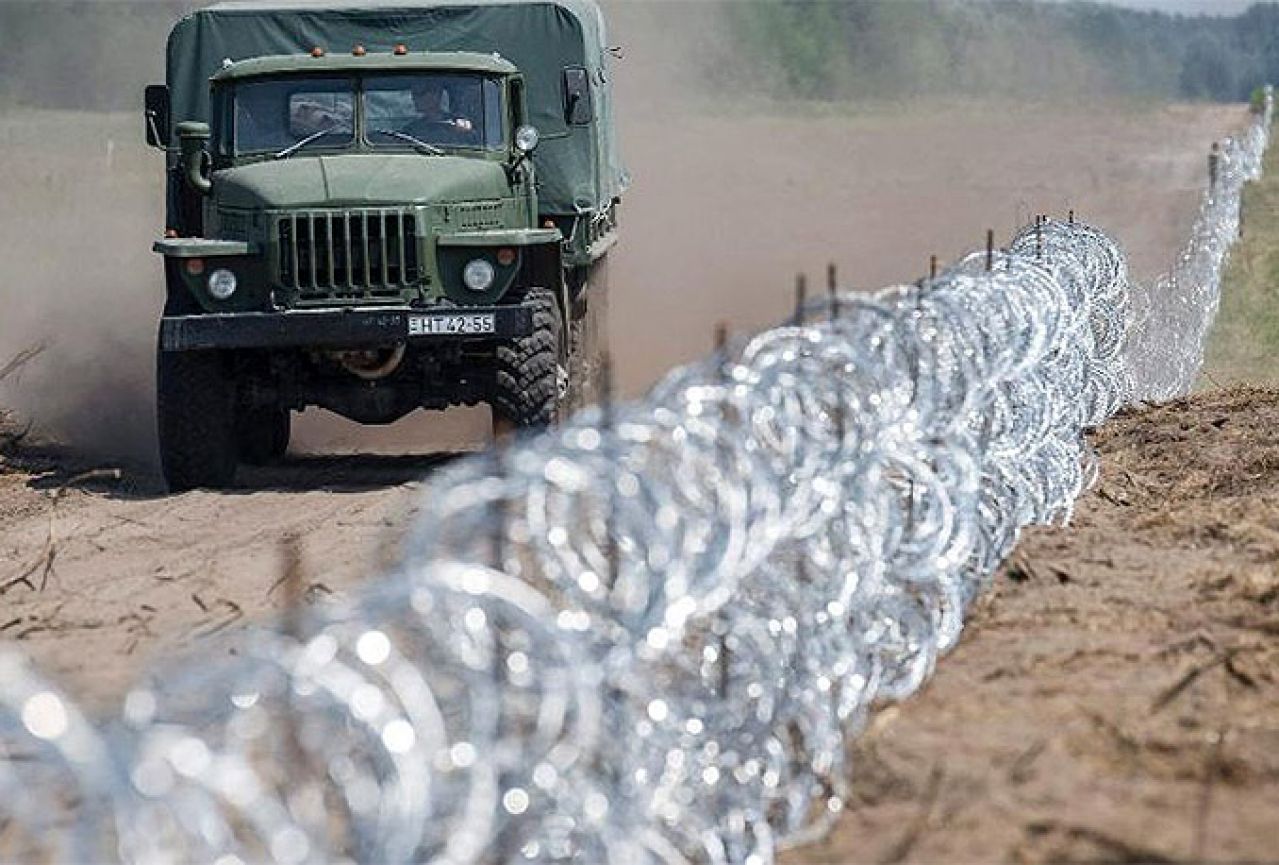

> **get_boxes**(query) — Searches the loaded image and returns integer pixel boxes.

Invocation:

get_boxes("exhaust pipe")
[177,121,212,196]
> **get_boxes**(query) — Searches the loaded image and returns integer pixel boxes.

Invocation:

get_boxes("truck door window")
[483,78,504,150]
[365,74,503,151]
[233,78,354,155]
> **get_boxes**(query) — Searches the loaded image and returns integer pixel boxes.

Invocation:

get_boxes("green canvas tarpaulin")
[166,0,626,217]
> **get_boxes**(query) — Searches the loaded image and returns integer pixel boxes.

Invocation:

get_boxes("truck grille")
[277,211,419,299]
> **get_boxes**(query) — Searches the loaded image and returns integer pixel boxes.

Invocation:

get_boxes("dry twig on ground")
[0,468,122,595]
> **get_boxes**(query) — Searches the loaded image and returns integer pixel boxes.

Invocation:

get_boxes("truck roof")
[165,0,625,219]
[211,50,520,83]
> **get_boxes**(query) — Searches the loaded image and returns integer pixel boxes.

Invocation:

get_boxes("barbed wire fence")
[0,87,1271,865]
[1126,96,1272,401]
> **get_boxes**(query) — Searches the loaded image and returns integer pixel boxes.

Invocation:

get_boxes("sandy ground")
[788,387,1279,865]
[0,445,443,708]
[0,101,1246,705]
[609,102,1243,393]
[0,100,1244,457]
[0,27,1263,858]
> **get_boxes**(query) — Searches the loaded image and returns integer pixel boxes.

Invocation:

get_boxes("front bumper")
[159,304,534,352]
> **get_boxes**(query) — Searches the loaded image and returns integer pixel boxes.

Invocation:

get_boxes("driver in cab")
[406,79,476,144]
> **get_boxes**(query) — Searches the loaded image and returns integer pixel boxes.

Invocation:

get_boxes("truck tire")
[157,347,238,492]
[237,407,291,465]
[491,287,565,428]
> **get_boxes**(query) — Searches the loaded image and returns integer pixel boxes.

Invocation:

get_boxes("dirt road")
[0,449,441,708]
[788,387,1279,864]
[0,82,1268,865]
[610,102,1244,393]
[0,100,1246,708]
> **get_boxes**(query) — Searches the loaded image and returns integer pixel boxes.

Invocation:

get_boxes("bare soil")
[0,442,434,709]
[0,102,1245,707]
[609,102,1243,394]
[790,387,1279,865]
[0,63,1264,860]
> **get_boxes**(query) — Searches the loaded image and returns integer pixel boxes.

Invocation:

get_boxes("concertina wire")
[0,86,1270,865]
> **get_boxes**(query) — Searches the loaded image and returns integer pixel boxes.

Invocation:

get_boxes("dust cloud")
[0,112,164,464]
[604,1,1239,394]
[0,0,1244,465]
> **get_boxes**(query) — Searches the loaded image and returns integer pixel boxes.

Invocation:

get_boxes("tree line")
[722,1,1279,104]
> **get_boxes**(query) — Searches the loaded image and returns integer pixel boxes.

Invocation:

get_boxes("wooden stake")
[794,273,808,325]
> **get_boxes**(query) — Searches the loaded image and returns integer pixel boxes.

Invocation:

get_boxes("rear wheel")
[236,407,291,465]
[491,287,565,430]
[157,346,238,492]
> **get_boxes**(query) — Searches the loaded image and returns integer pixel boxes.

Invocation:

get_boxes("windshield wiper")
[374,128,446,156]
[274,125,344,160]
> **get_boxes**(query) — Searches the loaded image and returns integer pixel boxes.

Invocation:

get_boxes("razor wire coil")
[0,87,1270,865]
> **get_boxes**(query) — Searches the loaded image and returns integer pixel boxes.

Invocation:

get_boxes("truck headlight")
[462,259,496,292]
[514,125,540,154]
[207,268,238,300]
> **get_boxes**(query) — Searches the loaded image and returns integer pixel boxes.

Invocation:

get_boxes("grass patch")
[1204,125,1279,385]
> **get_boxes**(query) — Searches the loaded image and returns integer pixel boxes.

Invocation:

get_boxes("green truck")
[145,0,625,490]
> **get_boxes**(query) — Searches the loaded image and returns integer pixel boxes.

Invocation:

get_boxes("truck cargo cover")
[166,0,625,217]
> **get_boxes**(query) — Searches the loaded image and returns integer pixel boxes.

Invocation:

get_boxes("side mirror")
[144,84,170,148]
[177,121,212,196]
[562,67,592,126]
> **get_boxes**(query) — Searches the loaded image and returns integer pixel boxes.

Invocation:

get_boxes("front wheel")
[490,287,565,430]
[157,346,238,492]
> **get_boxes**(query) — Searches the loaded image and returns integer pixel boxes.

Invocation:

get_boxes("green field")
[1205,125,1279,385]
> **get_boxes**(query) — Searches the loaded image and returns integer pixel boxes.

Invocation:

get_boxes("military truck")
[144,0,625,491]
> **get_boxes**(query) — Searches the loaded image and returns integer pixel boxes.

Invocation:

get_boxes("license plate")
[408,312,497,336]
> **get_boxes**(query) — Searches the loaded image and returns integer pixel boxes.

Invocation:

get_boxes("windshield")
[365,74,505,151]
[233,77,355,155]
[228,73,504,157]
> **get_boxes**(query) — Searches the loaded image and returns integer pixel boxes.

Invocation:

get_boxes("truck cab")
[145,1,623,491]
